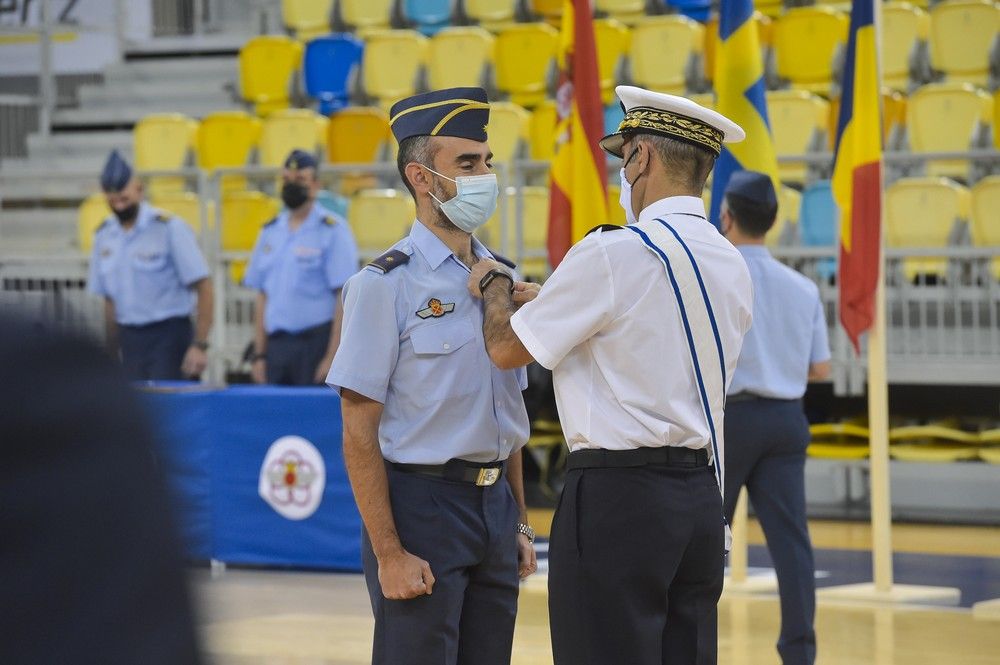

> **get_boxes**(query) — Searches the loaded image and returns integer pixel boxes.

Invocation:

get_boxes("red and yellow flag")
[547,0,607,268]
[833,0,882,353]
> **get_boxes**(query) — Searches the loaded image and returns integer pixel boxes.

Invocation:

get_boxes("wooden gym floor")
[194,517,1000,665]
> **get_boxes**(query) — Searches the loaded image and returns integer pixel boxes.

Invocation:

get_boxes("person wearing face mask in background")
[468,86,754,665]
[325,87,537,665]
[87,150,214,381]
[243,149,359,385]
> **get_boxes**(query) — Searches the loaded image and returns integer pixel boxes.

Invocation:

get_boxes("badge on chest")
[416,298,455,319]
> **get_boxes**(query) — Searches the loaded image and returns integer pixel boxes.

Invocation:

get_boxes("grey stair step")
[123,33,250,57]
[0,170,100,202]
[0,209,79,251]
[27,130,133,159]
[52,101,244,128]
[103,56,239,84]
[78,79,235,106]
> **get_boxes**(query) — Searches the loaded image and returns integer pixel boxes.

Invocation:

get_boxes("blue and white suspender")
[625,217,732,547]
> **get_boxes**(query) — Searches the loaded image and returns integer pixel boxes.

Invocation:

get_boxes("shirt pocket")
[294,251,327,296]
[131,251,168,272]
[402,317,480,406]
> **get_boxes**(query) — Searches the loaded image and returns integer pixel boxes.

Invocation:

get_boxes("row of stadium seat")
[251,1,999,116]
[76,176,1000,283]
[282,0,712,37]
[808,418,1000,462]
[129,78,1000,207]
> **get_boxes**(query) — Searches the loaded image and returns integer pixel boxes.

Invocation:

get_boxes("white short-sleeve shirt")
[511,196,753,453]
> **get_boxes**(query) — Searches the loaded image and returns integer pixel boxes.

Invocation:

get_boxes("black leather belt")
[727,392,762,403]
[389,459,505,486]
[568,446,709,470]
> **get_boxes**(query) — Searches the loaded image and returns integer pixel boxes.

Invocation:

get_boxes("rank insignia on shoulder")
[367,249,410,274]
[154,212,171,223]
[586,223,626,236]
[323,215,337,226]
[416,298,455,319]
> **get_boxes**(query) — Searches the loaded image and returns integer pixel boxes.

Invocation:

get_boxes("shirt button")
[443,343,451,350]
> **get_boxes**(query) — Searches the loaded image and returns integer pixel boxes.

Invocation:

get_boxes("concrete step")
[78,79,236,106]
[52,100,244,128]
[0,209,79,252]
[123,33,249,57]
[0,167,102,202]
[26,130,133,159]
[103,56,239,84]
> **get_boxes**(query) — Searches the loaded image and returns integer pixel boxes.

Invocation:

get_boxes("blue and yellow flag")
[709,0,779,228]
[833,0,882,353]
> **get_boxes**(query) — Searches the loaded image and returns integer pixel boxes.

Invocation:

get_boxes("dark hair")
[644,134,716,192]
[724,192,777,238]
[396,135,437,198]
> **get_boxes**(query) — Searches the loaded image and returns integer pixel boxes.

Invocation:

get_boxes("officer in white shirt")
[468,86,754,665]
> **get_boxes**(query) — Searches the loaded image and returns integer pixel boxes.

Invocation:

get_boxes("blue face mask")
[426,167,499,234]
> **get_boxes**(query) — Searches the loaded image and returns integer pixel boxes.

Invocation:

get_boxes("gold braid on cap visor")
[618,107,724,156]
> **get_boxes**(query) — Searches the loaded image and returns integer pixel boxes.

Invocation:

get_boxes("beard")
[430,179,459,232]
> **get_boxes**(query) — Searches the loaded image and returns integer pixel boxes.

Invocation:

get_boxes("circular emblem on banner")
[258,435,325,520]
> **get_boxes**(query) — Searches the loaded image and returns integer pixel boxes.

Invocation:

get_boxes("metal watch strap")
[515,522,535,543]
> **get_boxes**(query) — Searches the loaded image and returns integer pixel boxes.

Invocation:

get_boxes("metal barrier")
[0,95,40,164]
[1,157,999,392]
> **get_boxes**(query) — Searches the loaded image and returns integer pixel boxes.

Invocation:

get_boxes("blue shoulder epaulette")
[586,224,626,236]
[154,211,171,223]
[487,249,516,270]
[367,249,410,274]
[263,216,278,228]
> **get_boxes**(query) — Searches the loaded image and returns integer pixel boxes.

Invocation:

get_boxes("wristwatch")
[192,339,209,351]
[479,268,515,296]
[515,522,535,544]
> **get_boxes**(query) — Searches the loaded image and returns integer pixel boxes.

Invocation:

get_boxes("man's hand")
[517,533,537,579]
[181,345,208,378]
[314,354,335,385]
[378,549,436,600]
[512,281,540,307]
[251,358,267,384]
[467,259,507,299]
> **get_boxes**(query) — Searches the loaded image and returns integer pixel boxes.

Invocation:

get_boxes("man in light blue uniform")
[326,87,536,665]
[244,150,358,385]
[720,170,831,665]
[87,150,214,381]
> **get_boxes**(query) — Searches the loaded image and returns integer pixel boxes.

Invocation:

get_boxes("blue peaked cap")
[284,149,318,170]
[724,170,777,212]
[389,87,491,144]
[100,150,132,192]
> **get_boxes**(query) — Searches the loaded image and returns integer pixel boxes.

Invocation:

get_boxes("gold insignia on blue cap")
[389,87,492,144]
[617,107,724,156]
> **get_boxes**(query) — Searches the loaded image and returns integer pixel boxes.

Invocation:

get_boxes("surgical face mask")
[281,181,310,210]
[618,148,640,225]
[113,202,140,224]
[426,167,499,234]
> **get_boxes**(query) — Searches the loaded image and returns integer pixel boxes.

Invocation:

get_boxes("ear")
[405,162,432,196]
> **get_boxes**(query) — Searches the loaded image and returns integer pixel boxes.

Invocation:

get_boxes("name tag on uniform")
[293,246,322,258]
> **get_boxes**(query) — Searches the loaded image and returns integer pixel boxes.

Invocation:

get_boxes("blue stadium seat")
[604,103,625,138]
[404,0,454,35]
[304,34,364,115]
[800,180,838,280]
[662,0,712,23]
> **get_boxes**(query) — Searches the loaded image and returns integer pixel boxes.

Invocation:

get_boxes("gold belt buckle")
[476,467,500,486]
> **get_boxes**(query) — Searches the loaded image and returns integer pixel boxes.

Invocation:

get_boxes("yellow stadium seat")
[890,421,981,444]
[808,419,871,459]
[629,16,704,95]
[890,443,980,462]
[238,35,303,116]
[594,19,631,105]
[348,189,416,259]
[518,186,550,277]
[362,30,428,111]
[767,90,829,184]
[427,27,495,90]
[529,0,563,23]
[282,0,333,40]
[488,102,530,163]
[463,0,517,30]
[78,193,111,253]
[150,191,213,234]
[259,109,326,168]
[906,82,993,179]
[339,0,393,29]
[133,113,198,197]
[978,446,1000,463]
[883,2,930,91]
[478,185,512,250]
[221,190,281,283]
[807,442,870,460]
[529,99,557,160]
[596,0,647,25]
[970,176,1000,280]
[327,106,391,163]
[197,111,262,193]
[929,0,1000,87]
[773,7,848,94]
[769,185,801,247]
[494,23,559,108]
[885,176,970,280]
[754,0,784,19]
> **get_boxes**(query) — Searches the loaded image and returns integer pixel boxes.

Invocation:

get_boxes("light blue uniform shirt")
[728,245,831,400]
[87,201,209,326]
[327,221,530,464]
[243,202,359,334]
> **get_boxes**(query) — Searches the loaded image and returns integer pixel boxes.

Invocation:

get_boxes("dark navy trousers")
[266,321,331,386]
[360,465,520,665]
[118,316,192,381]
[723,398,816,665]
[549,462,725,665]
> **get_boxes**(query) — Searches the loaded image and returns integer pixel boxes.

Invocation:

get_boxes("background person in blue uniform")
[244,149,359,385]
[720,170,831,665]
[87,150,214,381]
[326,87,537,665]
